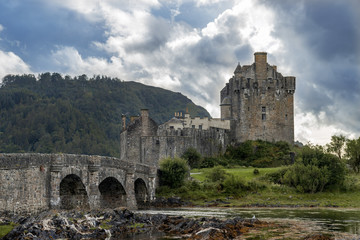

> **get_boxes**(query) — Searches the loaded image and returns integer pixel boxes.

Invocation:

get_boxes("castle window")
[262,107,266,112]
[170,126,174,129]
[199,125,202,130]
[262,114,266,120]
[285,114,288,120]
[192,125,195,129]
[248,107,250,111]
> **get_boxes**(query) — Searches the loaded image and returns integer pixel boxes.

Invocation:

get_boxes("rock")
[194,227,224,239]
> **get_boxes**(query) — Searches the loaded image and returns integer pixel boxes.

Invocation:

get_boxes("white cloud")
[0,51,31,81]
[17,0,357,145]
[51,46,127,79]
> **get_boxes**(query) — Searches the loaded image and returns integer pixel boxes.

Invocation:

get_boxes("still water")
[135,207,360,235]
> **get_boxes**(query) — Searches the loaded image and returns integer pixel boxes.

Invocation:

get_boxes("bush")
[205,166,228,182]
[247,179,267,192]
[281,145,346,193]
[264,167,289,184]
[223,174,249,195]
[201,157,217,168]
[283,163,330,193]
[341,175,360,192]
[159,157,190,188]
[223,140,291,167]
[182,147,202,169]
[253,168,260,175]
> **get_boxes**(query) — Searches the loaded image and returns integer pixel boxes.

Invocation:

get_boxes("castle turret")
[220,96,231,119]
[234,62,242,78]
[254,52,267,80]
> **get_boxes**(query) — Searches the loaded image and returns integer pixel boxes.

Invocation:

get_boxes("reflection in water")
[135,208,360,235]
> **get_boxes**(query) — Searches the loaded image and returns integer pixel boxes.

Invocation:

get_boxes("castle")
[120,52,295,166]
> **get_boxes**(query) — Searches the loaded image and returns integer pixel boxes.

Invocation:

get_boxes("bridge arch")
[99,177,127,208]
[134,178,149,207]
[59,174,89,210]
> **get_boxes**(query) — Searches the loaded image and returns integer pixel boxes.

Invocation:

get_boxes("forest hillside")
[0,73,210,157]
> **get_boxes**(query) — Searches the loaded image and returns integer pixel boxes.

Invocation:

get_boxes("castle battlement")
[120,52,295,166]
[220,52,295,143]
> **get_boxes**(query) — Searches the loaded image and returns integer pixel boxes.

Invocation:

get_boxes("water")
[135,207,360,235]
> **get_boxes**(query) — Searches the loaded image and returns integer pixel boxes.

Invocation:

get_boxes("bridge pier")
[88,164,101,209]
[148,168,157,202]
[125,169,137,209]
[50,164,63,209]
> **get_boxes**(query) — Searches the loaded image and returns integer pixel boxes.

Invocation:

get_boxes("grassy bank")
[0,223,17,238]
[157,166,360,208]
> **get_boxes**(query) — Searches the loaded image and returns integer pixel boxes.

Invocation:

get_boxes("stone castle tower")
[220,52,295,143]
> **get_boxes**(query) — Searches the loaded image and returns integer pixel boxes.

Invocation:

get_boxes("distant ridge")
[0,73,210,156]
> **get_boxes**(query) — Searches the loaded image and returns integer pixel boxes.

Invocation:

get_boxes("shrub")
[223,140,291,167]
[253,168,260,175]
[201,157,217,168]
[283,163,330,193]
[182,147,202,169]
[264,167,289,184]
[159,157,190,188]
[223,174,249,195]
[205,166,227,182]
[247,179,267,192]
[282,145,346,193]
[341,175,360,192]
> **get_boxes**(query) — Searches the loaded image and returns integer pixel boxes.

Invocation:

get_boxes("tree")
[159,157,190,188]
[326,134,346,160]
[283,144,345,192]
[345,137,360,173]
[181,147,202,169]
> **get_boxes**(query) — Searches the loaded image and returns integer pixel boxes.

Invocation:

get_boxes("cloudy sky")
[0,0,359,145]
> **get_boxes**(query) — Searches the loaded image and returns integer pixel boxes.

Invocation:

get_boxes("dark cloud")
[0,1,107,71]
[264,0,360,134]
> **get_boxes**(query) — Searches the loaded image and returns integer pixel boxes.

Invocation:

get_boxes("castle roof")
[234,63,242,74]
[220,96,231,106]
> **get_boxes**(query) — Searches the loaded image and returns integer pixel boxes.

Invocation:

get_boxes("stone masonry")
[0,153,157,214]
[120,52,295,167]
[221,52,295,143]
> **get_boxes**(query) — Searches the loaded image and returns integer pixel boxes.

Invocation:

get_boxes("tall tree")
[345,137,360,173]
[326,134,346,160]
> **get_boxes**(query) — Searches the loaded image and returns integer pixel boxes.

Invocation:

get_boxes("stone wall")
[121,110,230,168]
[220,52,295,144]
[0,153,156,215]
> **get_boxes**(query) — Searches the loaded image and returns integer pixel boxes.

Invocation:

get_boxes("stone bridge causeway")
[0,153,157,214]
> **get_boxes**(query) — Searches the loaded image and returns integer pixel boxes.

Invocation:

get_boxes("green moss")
[100,219,112,230]
[129,223,145,228]
[0,223,17,238]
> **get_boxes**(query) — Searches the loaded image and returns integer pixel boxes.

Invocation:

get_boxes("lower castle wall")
[154,128,230,163]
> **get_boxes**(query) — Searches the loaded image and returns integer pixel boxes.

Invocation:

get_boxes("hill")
[0,73,210,156]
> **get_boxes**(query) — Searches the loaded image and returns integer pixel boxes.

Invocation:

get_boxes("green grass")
[0,223,17,238]
[191,166,280,182]
[178,167,360,208]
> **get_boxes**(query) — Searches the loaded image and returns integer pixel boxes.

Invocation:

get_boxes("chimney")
[254,52,267,80]
[141,109,149,136]
[121,114,126,131]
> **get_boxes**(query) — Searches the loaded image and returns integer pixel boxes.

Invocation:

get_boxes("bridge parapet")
[0,153,157,214]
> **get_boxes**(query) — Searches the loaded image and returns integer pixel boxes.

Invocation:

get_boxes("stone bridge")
[0,153,157,214]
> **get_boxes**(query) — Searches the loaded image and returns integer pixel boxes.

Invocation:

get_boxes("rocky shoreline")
[1,207,348,240]
[1,208,267,240]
